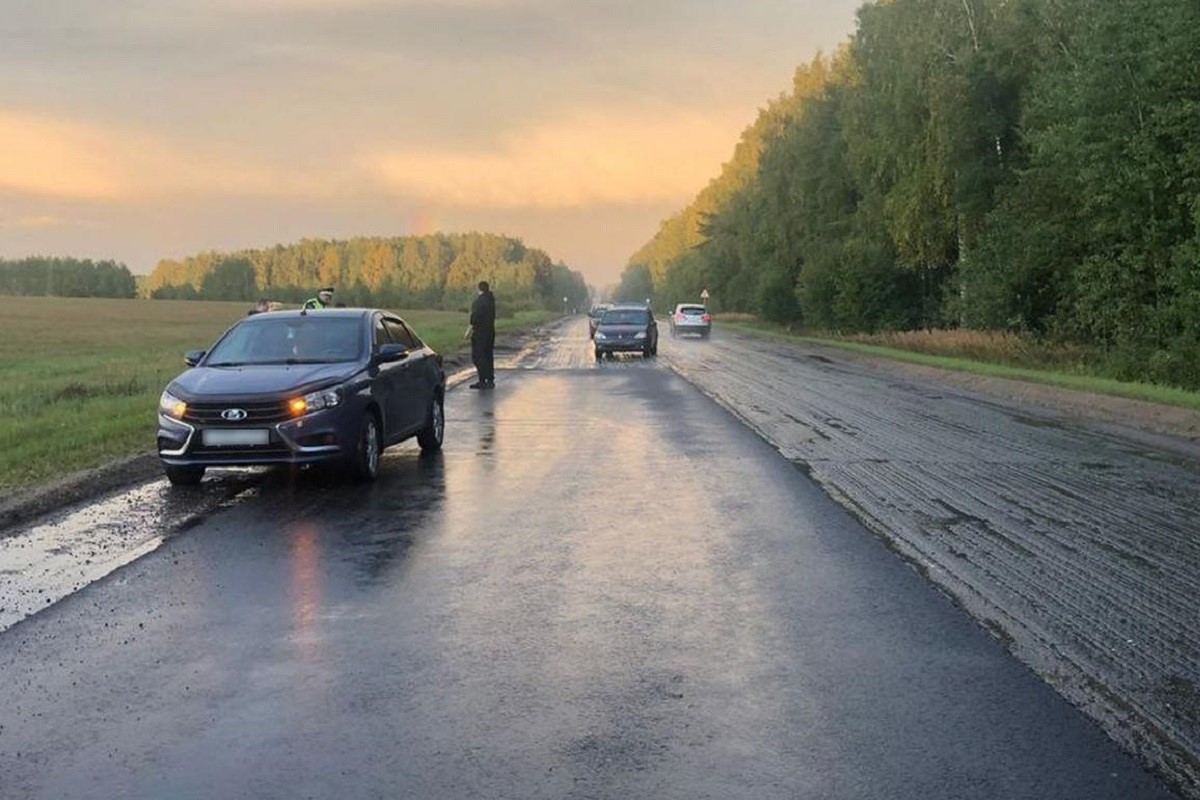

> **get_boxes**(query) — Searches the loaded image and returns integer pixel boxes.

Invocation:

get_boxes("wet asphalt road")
[0,321,1180,798]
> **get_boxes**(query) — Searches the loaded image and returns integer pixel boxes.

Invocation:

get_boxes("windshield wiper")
[208,358,347,367]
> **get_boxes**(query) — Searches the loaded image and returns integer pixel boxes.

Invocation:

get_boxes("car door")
[382,316,427,437]
[370,313,408,440]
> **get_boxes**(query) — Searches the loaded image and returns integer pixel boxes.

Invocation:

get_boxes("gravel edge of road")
[736,330,1200,456]
[0,454,163,535]
[663,333,1200,799]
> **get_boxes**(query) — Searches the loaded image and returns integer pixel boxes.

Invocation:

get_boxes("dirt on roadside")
[842,348,1200,458]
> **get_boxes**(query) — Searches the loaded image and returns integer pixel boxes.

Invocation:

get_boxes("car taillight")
[702,314,711,322]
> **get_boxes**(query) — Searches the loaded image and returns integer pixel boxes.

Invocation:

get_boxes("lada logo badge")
[221,408,248,422]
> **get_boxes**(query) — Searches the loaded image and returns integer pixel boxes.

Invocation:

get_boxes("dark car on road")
[593,304,658,360]
[157,309,445,485]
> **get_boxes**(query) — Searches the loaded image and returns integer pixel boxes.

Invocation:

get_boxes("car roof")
[242,308,377,321]
[674,303,706,310]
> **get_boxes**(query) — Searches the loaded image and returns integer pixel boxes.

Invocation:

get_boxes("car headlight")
[159,390,187,420]
[593,331,608,341]
[289,387,342,416]
[634,331,647,340]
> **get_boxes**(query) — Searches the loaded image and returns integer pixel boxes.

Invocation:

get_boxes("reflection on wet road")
[0,325,1175,799]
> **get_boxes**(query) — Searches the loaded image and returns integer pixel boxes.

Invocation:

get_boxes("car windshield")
[205,316,364,366]
[601,309,649,325]
[678,306,706,315]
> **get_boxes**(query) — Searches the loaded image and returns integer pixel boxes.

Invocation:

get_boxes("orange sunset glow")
[1,1,861,285]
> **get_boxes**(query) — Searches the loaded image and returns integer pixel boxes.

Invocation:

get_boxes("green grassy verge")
[719,321,1200,411]
[0,297,557,494]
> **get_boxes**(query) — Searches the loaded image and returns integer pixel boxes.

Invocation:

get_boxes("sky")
[0,0,863,287]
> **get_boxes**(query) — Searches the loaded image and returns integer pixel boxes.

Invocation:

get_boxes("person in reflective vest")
[303,287,334,310]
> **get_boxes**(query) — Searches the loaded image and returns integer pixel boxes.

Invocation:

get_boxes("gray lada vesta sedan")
[157,308,445,485]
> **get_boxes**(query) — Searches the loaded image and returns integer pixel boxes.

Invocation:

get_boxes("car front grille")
[188,442,294,458]
[182,401,291,426]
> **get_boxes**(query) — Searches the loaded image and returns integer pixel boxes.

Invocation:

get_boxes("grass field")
[719,320,1200,410]
[0,297,554,494]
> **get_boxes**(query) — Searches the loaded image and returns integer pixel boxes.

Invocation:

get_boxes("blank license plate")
[203,429,270,447]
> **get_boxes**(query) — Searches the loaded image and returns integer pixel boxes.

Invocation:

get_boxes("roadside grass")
[0,297,556,494]
[717,319,1200,411]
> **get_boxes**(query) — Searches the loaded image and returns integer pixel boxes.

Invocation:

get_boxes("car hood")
[169,363,359,400]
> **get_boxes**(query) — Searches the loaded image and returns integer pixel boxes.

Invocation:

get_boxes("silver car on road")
[670,304,711,339]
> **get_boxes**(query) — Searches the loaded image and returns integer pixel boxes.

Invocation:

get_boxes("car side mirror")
[184,350,206,367]
[375,343,409,364]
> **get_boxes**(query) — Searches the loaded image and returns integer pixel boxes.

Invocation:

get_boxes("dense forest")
[622,0,1200,388]
[145,233,590,315]
[0,257,137,298]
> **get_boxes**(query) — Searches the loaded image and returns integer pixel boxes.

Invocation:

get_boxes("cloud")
[368,108,746,209]
[0,212,69,227]
[0,214,86,229]
[0,113,127,200]
[0,109,346,202]
[0,102,750,218]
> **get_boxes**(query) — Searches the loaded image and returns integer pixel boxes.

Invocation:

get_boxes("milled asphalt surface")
[650,320,1200,795]
[0,318,1182,798]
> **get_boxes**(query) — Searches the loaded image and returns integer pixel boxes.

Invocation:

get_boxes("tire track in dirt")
[659,327,1200,797]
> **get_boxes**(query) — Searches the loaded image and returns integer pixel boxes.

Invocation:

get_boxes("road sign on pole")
[700,288,710,300]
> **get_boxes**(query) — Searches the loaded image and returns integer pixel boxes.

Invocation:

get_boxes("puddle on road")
[0,474,255,633]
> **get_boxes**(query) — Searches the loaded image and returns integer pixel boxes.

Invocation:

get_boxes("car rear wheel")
[350,412,381,482]
[165,465,205,486]
[417,393,444,452]
[594,348,603,362]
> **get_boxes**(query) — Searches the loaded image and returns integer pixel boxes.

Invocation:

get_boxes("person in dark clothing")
[466,280,496,389]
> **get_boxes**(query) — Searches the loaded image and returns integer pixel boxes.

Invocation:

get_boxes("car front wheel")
[165,465,205,486]
[350,412,382,481]
[417,393,444,452]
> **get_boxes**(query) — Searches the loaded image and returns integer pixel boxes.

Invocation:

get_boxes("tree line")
[622,0,1200,389]
[0,257,137,298]
[145,233,590,315]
